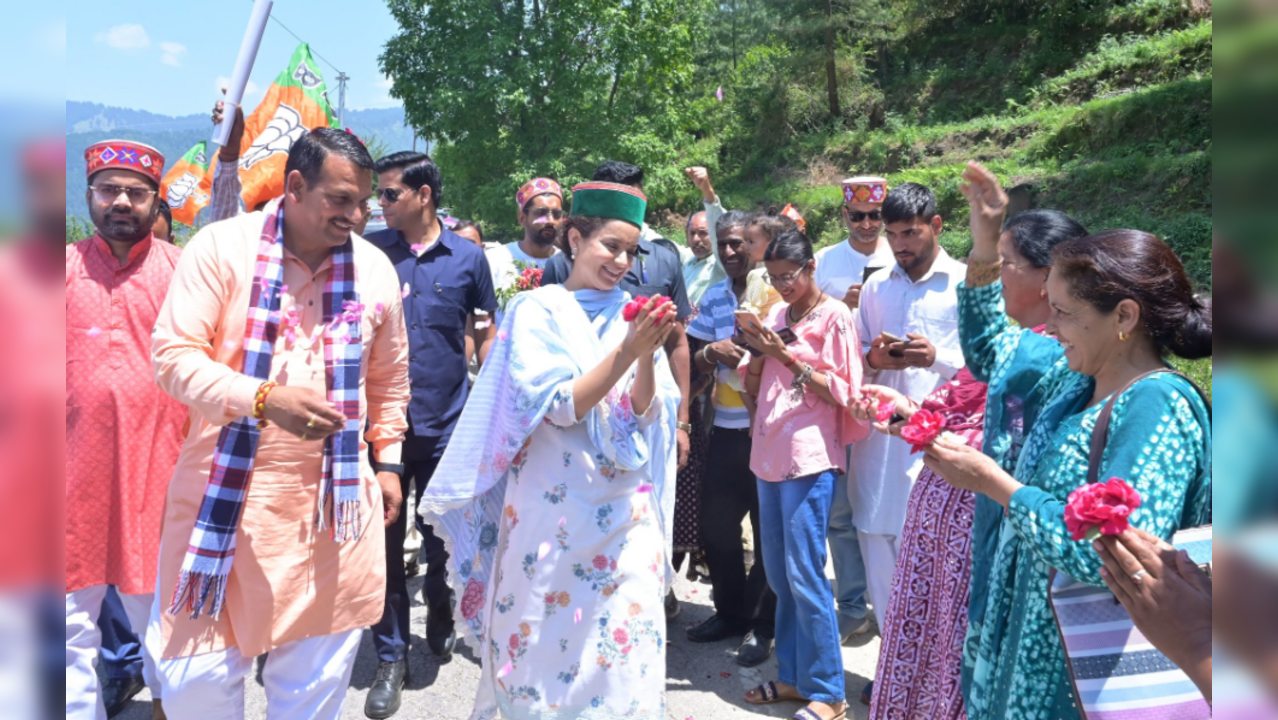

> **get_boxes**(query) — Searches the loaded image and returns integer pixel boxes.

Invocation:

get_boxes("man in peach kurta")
[149,129,410,720]
[66,140,185,720]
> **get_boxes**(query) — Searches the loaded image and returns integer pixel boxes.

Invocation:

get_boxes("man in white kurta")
[814,176,897,642]
[850,182,966,627]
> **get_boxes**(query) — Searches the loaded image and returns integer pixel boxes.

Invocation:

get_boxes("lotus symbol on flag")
[240,103,306,171]
[166,172,207,210]
[292,60,323,89]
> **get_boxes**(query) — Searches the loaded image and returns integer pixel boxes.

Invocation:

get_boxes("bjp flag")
[160,142,214,226]
[237,43,339,211]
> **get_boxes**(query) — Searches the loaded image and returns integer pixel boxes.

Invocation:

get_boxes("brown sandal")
[793,702,848,720]
[746,681,803,706]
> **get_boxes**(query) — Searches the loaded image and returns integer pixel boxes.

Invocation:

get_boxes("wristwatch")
[677,422,693,434]
[373,461,406,478]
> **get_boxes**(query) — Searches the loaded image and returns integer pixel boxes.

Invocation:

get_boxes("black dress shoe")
[364,660,409,719]
[426,614,457,660]
[686,614,748,643]
[735,630,774,667]
[102,675,147,718]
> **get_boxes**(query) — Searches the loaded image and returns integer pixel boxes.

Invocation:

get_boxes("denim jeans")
[757,471,845,704]
[828,472,870,630]
[98,586,144,681]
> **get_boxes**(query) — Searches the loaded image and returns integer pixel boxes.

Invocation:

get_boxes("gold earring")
[1118,331,1130,342]
[1040,288,1048,299]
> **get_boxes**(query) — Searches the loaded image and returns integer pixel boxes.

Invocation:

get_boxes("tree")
[381,0,713,230]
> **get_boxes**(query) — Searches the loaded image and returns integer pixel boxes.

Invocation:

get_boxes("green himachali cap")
[569,182,648,228]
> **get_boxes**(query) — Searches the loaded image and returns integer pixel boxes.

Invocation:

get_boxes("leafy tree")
[381,0,713,231]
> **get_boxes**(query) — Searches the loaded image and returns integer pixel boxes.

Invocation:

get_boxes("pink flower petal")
[637,484,654,494]
[86,327,102,338]
[558,517,567,527]
[574,608,583,624]
[497,661,513,679]
[537,542,552,561]
[411,244,427,253]
[281,284,289,294]
[375,302,385,315]
[402,283,411,299]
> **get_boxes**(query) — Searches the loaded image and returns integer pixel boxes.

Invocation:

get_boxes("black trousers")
[700,427,777,637]
[371,432,453,662]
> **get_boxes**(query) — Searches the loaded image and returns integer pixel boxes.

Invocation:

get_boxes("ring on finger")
[307,413,318,429]
[301,431,310,442]
[1131,569,1148,584]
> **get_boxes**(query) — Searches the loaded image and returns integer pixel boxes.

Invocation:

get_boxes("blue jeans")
[98,587,143,681]
[828,473,869,630]
[758,472,845,704]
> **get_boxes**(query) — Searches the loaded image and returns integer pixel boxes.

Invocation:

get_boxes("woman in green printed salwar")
[926,167,1212,720]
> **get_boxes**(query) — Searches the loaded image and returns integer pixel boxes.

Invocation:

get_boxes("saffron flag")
[160,142,215,226]
[237,43,339,211]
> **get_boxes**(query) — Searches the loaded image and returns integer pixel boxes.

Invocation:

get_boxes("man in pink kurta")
[65,140,186,720]
[149,128,410,720]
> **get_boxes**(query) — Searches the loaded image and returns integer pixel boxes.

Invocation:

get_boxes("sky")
[57,0,405,116]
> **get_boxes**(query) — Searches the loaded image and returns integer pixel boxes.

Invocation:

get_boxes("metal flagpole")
[336,72,349,128]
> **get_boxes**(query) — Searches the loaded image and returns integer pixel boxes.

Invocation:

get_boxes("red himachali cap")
[85,139,166,186]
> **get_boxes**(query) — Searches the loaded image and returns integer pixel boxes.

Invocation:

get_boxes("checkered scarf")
[170,198,364,620]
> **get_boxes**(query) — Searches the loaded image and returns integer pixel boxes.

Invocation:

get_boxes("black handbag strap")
[1087,369,1212,486]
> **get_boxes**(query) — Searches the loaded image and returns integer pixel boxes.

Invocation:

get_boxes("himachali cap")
[843,176,889,204]
[516,177,564,209]
[569,182,647,228]
[86,139,166,187]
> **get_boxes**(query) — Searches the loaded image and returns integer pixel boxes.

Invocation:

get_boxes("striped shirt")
[687,278,751,429]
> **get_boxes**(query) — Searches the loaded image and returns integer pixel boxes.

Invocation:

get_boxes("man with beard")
[66,140,187,720]
[362,152,498,719]
[851,183,966,704]
[485,177,565,326]
[813,177,894,646]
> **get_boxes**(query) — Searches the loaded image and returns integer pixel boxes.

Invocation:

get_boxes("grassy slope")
[658,4,1212,390]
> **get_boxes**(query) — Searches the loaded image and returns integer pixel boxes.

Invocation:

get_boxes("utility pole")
[336,72,349,128]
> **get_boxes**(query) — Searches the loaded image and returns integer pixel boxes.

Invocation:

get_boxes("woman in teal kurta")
[926,223,1213,720]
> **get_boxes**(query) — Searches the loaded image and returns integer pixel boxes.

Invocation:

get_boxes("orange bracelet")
[253,381,278,429]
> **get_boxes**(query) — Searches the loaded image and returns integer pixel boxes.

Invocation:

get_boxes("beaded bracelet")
[966,257,1002,287]
[253,381,279,429]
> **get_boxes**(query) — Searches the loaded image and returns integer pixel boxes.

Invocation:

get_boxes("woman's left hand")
[922,435,1004,495]
[741,325,789,362]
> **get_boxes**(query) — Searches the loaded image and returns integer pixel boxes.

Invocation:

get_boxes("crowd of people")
[62,106,1214,720]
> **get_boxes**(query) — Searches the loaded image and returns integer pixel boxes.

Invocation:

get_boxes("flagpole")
[214,0,274,147]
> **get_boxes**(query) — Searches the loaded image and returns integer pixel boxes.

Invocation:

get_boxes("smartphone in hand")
[879,331,907,358]
[734,310,766,335]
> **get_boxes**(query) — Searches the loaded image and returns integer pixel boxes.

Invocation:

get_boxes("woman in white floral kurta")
[422,188,682,720]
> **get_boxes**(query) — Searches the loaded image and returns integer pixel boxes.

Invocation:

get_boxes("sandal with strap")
[745,681,802,706]
[793,702,848,720]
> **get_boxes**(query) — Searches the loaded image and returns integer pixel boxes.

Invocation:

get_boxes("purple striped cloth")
[1049,526,1212,720]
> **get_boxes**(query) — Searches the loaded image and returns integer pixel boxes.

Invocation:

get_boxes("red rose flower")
[613,628,630,645]
[622,295,671,322]
[510,634,522,651]
[460,578,485,621]
[900,409,945,454]
[1065,477,1142,541]
[593,554,610,571]
[875,400,897,424]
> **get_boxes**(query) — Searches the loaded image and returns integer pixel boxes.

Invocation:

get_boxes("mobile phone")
[777,328,798,345]
[734,310,766,334]
[880,331,907,358]
[862,266,885,284]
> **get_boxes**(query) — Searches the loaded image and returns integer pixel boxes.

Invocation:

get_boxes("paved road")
[118,570,881,719]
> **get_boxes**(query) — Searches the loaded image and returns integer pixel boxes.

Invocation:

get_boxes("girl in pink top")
[738,230,868,720]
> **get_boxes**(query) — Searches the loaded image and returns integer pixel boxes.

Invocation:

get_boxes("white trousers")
[148,593,362,720]
[66,586,160,720]
[858,530,902,627]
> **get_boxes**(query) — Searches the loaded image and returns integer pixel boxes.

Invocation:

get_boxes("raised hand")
[959,161,1009,253]
[623,297,677,361]
[684,167,717,203]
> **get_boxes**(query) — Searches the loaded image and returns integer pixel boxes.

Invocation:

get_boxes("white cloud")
[160,41,186,67]
[214,76,262,99]
[95,24,150,50]
[376,75,395,90]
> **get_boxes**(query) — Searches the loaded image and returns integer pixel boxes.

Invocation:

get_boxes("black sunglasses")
[847,210,882,223]
[378,187,406,204]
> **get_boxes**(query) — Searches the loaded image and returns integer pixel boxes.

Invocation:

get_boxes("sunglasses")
[847,210,882,223]
[378,187,407,204]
